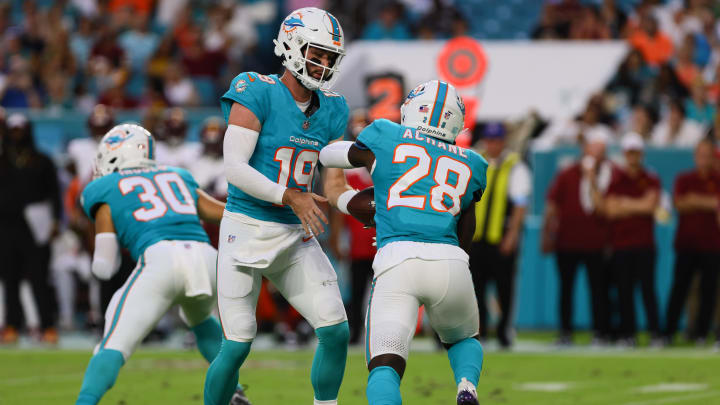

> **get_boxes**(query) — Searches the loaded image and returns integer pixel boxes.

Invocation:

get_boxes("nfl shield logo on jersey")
[227,235,236,243]
[302,120,310,130]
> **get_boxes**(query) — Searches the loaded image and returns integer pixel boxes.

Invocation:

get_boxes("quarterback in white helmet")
[205,7,354,405]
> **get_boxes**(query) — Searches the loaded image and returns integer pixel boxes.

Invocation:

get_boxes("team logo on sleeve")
[235,79,247,93]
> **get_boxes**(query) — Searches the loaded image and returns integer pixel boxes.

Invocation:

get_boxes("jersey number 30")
[388,144,471,216]
[119,172,196,221]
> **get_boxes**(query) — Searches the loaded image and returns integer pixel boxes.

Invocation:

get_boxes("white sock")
[314,399,338,405]
[458,377,477,395]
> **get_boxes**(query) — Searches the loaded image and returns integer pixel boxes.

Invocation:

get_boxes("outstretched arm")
[196,189,225,224]
[319,141,376,214]
[92,204,121,280]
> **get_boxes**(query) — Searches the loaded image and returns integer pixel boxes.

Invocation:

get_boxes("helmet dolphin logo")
[104,131,133,150]
[283,14,305,32]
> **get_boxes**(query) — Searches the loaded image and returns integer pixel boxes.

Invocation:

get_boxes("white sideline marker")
[515,382,574,392]
[637,383,709,393]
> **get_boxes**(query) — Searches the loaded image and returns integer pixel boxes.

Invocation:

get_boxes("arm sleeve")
[224,124,287,205]
[319,141,354,169]
[92,232,121,280]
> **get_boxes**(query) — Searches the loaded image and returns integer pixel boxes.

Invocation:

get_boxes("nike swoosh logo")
[302,235,313,242]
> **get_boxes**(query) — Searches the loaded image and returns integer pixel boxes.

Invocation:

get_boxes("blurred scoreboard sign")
[335,39,628,121]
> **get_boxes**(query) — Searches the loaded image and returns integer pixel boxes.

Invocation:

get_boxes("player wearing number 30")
[76,124,251,405]
[319,80,488,405]
[204,7,352,405]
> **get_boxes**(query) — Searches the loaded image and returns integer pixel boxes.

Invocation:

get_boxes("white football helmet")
[273,7,345,90]
[94,124,156,178]
[400,80,466,143]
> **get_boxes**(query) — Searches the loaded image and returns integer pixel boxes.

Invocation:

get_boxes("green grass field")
[2,345,720,405]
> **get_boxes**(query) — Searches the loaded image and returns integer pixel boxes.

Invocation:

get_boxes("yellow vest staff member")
[470,123,531,349]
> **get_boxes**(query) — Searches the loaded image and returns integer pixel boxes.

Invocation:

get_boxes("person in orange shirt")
[629,15,673,67]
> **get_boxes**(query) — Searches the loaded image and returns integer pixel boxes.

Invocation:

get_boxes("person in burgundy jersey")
[664,139,720,345]
[542,131,613,345]
[605,132,661,346]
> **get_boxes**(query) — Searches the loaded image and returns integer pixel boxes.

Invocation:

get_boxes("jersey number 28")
[119,172,196,221]
[388,144,471,216]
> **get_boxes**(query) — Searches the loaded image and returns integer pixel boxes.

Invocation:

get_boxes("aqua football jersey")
[220,72,350,224]
[357,119,488,248]
[81,166,210,261]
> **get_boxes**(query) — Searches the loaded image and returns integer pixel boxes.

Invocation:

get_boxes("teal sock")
[75,349,125,405]
[366,366,402,405]
[311,321,349,401]
[447,338,484,386]
[203,339,250,405]
[192,317,223,363]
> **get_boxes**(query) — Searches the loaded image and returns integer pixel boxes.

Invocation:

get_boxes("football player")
[203,7,354,405]
[75,124,250,405]
[318,80,488,405]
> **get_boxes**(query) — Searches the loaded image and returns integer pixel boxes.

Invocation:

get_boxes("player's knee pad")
[315,321,349,347]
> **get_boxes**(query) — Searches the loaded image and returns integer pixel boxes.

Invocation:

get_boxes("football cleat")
[457,378,479,405]
[230,385,252,405]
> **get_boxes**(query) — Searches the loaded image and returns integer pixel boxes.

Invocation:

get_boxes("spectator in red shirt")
[605,132,661,346]
[664,139,720,345]
[542,131,613,345]
[628,14,673,67]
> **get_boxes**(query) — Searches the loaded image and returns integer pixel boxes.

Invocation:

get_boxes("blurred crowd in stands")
[2,0,720,349]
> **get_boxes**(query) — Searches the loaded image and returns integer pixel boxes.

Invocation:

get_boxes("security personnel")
[470,123,531,348]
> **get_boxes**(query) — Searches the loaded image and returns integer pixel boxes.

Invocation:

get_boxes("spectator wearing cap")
[542,131,613,345]
[605,133,662,346]
[0,113,61,344]
[470,123,531,348]
[664,139,720,345]
[650,99,705,148]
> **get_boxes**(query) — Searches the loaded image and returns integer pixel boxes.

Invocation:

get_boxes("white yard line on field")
[636,383,709,393]
[623,391,719,405]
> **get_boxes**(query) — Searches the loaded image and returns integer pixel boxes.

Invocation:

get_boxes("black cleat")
[457,389,479,405]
